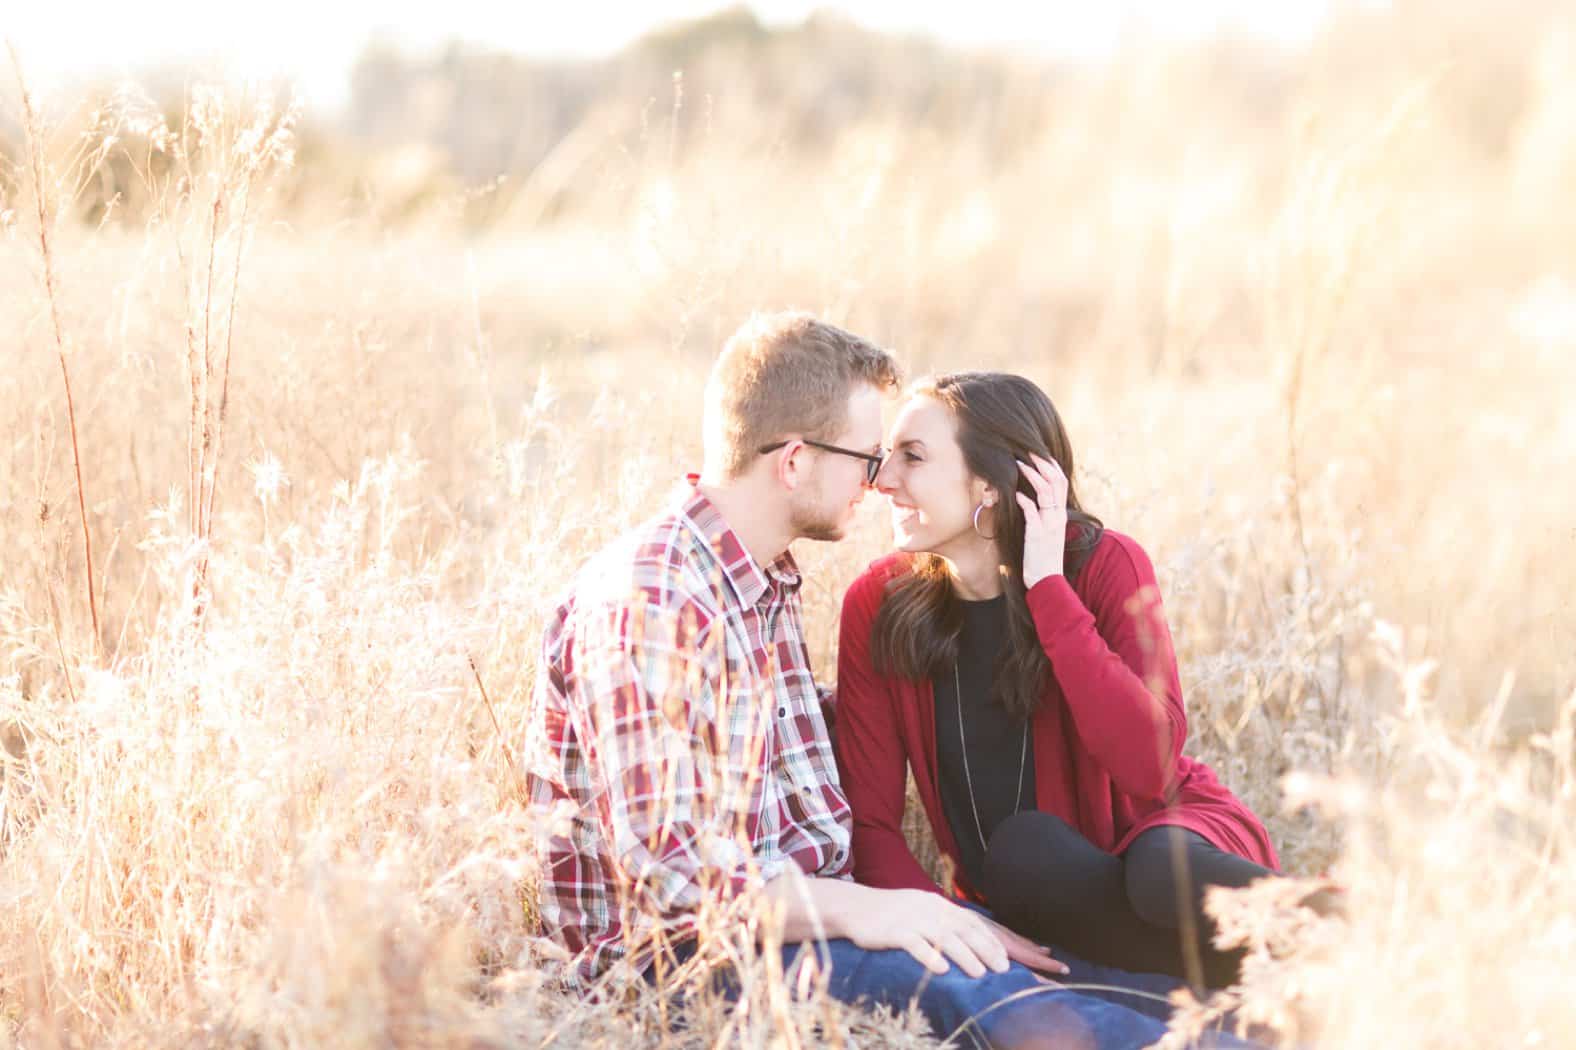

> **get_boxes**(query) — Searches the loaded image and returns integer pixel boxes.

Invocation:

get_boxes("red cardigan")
[833,530,1279,901]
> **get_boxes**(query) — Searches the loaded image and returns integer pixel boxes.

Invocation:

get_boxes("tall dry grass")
[2,4,1575,1046]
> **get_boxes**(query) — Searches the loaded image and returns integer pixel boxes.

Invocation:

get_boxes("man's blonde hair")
[704,312,901,479]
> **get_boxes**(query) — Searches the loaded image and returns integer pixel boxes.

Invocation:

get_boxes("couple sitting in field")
[525,313,1289,1048]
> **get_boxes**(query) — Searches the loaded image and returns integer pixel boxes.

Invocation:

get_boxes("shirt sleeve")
[1026,536,1187,801]
[832,572,946,895]
[573,595,784,917]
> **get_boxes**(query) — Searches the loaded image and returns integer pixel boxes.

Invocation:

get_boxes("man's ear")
[773,440,807,491]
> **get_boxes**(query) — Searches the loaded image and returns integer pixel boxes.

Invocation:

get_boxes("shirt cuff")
[1026,574,1089,634]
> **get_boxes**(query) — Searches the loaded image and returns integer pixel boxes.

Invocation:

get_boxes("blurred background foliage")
[3,1,1573,236]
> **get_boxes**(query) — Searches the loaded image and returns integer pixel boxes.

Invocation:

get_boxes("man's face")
[789,384,886,542]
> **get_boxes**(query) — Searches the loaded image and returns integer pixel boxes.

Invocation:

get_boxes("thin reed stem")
[469,653,527,803]
[9,44,102,660]
[200,186,252,537]
[190,194,221,617]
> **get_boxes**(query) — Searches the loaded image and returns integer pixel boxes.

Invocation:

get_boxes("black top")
[932,594,1036,890]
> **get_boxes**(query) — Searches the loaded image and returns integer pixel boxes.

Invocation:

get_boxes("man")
[525,313,1252,1048]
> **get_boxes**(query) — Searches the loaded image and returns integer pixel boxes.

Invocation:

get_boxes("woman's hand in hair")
[1016,454,1069,589]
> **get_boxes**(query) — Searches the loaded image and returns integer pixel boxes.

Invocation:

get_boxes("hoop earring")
[972,502,997,541]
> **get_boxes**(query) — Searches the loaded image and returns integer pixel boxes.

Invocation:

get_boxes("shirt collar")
[677,474,801,609]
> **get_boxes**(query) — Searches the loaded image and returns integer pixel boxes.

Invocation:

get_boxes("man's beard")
[789,487,846,542]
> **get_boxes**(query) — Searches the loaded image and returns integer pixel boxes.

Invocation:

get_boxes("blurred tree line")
[2,1,1570,230]
[336,6,1071,221]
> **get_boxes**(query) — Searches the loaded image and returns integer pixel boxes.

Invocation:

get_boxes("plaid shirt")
[525,478,853,984]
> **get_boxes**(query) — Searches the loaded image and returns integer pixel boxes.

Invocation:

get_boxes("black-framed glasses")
[758,439,887,485]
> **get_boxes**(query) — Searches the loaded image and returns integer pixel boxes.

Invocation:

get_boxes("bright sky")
[6,1,1332,115]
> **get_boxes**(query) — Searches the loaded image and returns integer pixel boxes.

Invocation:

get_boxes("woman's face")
[876,395,993,555]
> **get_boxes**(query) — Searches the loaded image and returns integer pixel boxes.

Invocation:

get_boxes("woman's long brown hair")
[869,372,1104,721]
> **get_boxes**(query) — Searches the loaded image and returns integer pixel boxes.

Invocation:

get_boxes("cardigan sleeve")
[1025,534,1187,801]
[832,571,945,894]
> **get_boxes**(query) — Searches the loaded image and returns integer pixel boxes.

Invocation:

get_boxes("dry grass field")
[3,4,1575,1047]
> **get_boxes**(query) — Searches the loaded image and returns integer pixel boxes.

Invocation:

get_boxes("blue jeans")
[650,919,1259,1049]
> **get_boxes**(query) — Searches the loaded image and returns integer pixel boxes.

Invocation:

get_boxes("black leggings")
[981,811,1274,990]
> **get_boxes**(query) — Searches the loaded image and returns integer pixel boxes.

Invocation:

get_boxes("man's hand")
[764,876,1068,980]
[838,887,1013,978]
[983,914,1069,977]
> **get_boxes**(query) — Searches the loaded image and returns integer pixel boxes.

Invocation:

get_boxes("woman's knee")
[987,810,1083,855]
[984,811,1074,878]
[981,811,1096,910]
[1123,827,1193,929]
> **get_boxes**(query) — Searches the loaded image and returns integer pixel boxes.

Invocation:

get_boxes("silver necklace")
[953,661,1028,853]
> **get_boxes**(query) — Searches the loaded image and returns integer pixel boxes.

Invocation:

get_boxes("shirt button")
[777,706,787,718]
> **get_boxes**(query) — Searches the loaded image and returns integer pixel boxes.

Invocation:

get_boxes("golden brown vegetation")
[2,3,1574,1046]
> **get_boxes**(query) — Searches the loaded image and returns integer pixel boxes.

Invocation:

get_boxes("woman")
[834,371,1280,990]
